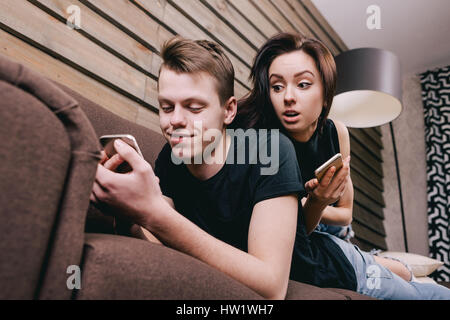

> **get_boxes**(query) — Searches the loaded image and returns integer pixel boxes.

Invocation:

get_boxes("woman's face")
[268,50,324,140]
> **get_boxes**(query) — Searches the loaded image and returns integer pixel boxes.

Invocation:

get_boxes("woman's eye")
[298,82,311,89]
[271,85,283,92]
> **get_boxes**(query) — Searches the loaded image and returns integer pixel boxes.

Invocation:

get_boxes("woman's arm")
[301,120,353,234]
[318,178,353,226]
[319,120,354,226]
[301,163,349,234]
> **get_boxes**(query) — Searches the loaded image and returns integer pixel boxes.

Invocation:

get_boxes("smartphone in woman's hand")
[314,153,343,181]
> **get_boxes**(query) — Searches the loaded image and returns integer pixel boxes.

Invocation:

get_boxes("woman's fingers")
[320,166,336,188]
[330,163,350,198]
[330,160,350,187]
[320,163,348,198]
[305,178,319,193]
[305,182,313,193]
[310,156,351,204]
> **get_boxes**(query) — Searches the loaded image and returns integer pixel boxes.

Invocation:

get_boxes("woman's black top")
[291,119,340,184]
[288,119,357,290]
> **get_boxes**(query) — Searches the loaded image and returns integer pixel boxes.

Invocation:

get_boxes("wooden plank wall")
[0,0,386,251]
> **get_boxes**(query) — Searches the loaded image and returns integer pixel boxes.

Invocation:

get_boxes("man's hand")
[90,139,166,227]
[305,156,351,206]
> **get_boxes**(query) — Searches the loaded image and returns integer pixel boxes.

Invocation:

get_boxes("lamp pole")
[389,122,409,252]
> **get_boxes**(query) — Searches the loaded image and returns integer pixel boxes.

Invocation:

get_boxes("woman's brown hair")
[233,33,336,133]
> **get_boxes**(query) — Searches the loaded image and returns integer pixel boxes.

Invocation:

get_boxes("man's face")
[158,67,229,163]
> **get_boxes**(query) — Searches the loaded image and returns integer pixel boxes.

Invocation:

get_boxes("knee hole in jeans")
[365,264,393,290]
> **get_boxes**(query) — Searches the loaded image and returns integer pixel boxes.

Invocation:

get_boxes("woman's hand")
[305,156,351,206]
[90,139,167,227]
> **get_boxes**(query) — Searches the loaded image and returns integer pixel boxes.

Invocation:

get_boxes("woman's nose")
[284,85,296,105]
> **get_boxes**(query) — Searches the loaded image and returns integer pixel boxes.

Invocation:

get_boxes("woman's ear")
[223,96,237,125]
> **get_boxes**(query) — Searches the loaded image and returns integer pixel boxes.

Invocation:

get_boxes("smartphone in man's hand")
[99,134,143,172]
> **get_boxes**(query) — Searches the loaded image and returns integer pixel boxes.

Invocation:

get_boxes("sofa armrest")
[0,80,71,299]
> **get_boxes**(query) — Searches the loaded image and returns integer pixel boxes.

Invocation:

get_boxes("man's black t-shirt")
[154,131,303,252]
[154,130,357,290]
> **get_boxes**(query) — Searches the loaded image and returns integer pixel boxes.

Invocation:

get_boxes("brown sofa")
[0,54,373,300]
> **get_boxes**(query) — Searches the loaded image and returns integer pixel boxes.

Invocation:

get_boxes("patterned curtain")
[419,65,450,282]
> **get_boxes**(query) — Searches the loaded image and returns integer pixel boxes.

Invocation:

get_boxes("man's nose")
[170,105,187,127]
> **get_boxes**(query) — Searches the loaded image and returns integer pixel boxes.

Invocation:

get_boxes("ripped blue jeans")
[315,223,354,241]
[320,231,450,300]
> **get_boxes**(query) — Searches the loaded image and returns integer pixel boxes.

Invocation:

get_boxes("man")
[90,37,304,299]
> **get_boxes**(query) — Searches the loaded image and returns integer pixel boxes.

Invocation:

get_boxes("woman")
[235,33,354,239]
[234,32,450,299]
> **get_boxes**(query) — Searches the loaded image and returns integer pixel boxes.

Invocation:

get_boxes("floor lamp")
[328,48,408,251]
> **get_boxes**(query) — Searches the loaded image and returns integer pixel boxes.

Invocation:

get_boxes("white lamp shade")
[329,90,402,128]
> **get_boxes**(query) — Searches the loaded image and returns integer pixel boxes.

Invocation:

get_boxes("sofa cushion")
[285,280,347,300]
[77,233,263,300]
[377,251,444,277]
[79,234,373,300]
[285,280,374,300]
[324,288,375,300]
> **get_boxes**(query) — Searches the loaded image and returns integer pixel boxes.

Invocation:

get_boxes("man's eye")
[298,82,311,89]
[187,105,204,112]
[160,105,173,112]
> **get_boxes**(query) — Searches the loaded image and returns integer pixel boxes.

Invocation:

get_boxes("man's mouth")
[169,132,194,144]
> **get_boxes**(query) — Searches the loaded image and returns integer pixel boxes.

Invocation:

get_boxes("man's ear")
[223,96,237,125]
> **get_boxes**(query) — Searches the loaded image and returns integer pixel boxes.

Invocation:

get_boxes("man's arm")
[92,139,298,299]
[146,194,298,300]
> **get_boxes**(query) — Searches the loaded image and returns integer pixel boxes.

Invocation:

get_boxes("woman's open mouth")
[282,110,301,123]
